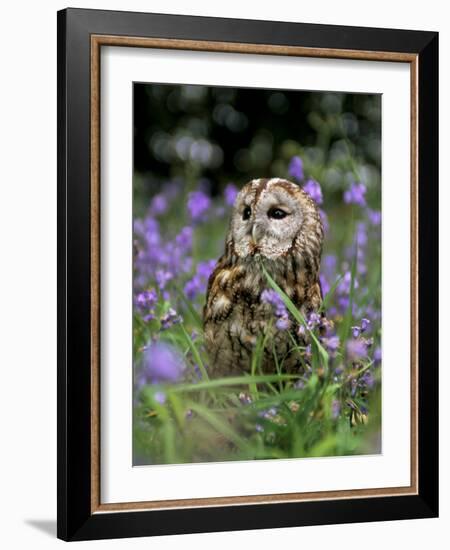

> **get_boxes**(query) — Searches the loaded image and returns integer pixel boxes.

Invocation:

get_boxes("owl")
[203,177,324,377]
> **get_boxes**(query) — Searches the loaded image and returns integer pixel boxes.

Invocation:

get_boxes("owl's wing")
[203,252,232,324]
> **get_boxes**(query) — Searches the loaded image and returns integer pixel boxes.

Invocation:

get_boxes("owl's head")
[229,178,323,261]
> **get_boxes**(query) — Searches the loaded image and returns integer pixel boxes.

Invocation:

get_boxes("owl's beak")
[251,224,259,245]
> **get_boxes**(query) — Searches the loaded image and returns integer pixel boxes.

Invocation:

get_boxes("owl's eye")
[268,208,288,220]
[242,206,251,220]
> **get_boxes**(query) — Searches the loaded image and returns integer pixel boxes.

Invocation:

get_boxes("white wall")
[0,1,447,548]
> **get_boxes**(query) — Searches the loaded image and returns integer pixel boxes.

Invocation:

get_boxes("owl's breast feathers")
[203,252,322,376]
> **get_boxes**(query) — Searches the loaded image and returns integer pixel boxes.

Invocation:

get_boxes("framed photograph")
[57,8,438,541]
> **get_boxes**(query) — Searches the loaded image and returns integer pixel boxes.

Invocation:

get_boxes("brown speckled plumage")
[203,178,324,376]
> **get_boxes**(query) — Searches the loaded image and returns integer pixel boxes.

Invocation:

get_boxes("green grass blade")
[188,402,250,451]
[167,373,302,394]
[261,264,329,367]
[174,283,203,328]
[179,323,209,381]
[320,274,344,312]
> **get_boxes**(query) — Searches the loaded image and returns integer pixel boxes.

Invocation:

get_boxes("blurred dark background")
[133,83,381,199]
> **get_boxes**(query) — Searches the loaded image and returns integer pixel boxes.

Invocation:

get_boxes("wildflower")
[175,226,193,249]
[320,273,330,296]
[319,209,329,233]
[356,222,368,247]
[276,317,290,330]
[373,347,382,364]
[322,335,340,354]
[135,289,158,311]
[224,183,239,206]
[347,339,367,361]
[307,311,321,329]
[255,424,264,433]
[184,259,216,300]
[238,392,252,405]
[258,408,277,420]
[160,308,182,330]
[361,318,371,332]
[351,326,361,338]
[368,209,382,225]
[154,391,166,404]
[288,156,304,181]
[344,182,367,206]
[187,190,211,221]
[155,269,173,290]
[338,271,358,295]
[149,194,168,216]
[141,341,185,383]
[197,259,216,279]
[184,275,204,300]
[261,289,290,330]
[360,370,375,389]
[303,179,323,205]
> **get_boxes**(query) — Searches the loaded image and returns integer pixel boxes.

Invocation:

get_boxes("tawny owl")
[203,177,324,377]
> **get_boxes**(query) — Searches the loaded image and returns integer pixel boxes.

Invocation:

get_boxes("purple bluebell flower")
[347,339,367,361]
[303,179,323,205]
[338,271,358,295]
[154,391,166,404]
[360,370,375,389]
[356,222,368,247]
[184,275,203,301]
[374,347,382,364]
[149,194,168,216]
[322,335,340,354]
[224,183,239,206]
[175,226,193,249]
[307,312,321,329]
[361,318,371,332]
[261,289,290,330]
[344,182,367,206]
[323,254,337,274]
[261,289,284,314]
[319,273,330,297]
[187,190,211,222]
[276,317,290,330]
[197,259,216,280]
[238,392,252,405]
[368,209,382,225]
[155,270,173,290]
[160,308,182,330]
[288,156,304,181]
[135,289,158,311]
[184,259,217,300]
[352,326,361,338]
[319,209,329,233]
[141,341,185,383]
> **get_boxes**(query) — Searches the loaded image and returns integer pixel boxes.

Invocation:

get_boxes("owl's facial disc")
[231,182,304,260]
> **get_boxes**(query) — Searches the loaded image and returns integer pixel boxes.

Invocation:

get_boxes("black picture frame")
[57,7,438,541]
